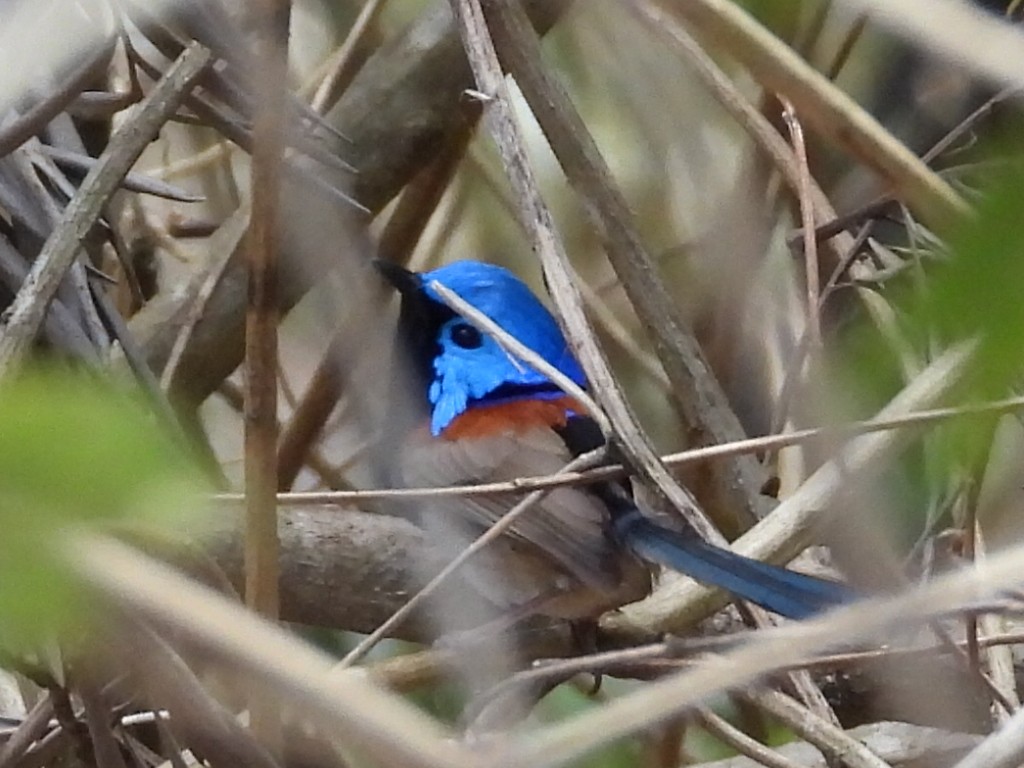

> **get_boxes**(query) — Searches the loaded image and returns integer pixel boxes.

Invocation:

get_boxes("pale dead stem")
[65,536,476,768]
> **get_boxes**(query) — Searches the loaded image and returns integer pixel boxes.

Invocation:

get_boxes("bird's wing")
[402,426,619,590]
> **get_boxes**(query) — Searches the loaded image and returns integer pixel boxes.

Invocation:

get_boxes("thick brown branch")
[208,506,429,638]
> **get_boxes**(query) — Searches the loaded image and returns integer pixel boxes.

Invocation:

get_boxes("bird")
[378,258,851,623]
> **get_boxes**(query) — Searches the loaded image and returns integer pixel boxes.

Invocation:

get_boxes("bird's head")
[377,259,586,436]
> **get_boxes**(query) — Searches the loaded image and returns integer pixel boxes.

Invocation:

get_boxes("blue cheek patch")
[429,334,515,435]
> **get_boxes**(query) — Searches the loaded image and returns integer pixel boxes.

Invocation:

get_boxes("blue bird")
[379,259,850,621]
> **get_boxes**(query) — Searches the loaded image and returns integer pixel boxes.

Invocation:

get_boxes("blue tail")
[614,512,852,619]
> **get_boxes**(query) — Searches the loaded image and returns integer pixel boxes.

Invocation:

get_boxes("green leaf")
[0,369,204,641]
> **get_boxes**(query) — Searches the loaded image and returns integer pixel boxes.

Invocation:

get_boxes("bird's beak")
[373,259,422,296]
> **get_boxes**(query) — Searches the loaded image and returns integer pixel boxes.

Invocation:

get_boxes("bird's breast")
[439,395,583,440]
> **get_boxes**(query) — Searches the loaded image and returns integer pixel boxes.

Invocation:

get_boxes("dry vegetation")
[2,1,1024,767]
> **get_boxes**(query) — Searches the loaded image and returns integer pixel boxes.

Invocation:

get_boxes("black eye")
[450,322,483,349]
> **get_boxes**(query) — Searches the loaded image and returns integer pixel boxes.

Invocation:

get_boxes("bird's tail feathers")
[615,512,852,620]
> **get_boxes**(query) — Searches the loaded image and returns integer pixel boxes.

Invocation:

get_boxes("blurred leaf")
[825,160,1024,545]
[0,369,203,641]
[925,163,1024,396]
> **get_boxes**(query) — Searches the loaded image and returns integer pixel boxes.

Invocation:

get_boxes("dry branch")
[208,505,426,637]
[745,688,893,768]
[0,42,213,378]
[695,707,807,768]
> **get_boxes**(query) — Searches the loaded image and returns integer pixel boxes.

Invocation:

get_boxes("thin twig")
[39,146,205,202]
[382,628,1024,698]
[309,0,387,113]
[823,14,868,81]
[780,99,820,349]
[744,689,894,768]
[214,391,1024,505]
[0,42,213,378]
[429,281,605,427]
[696,707,807,768]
